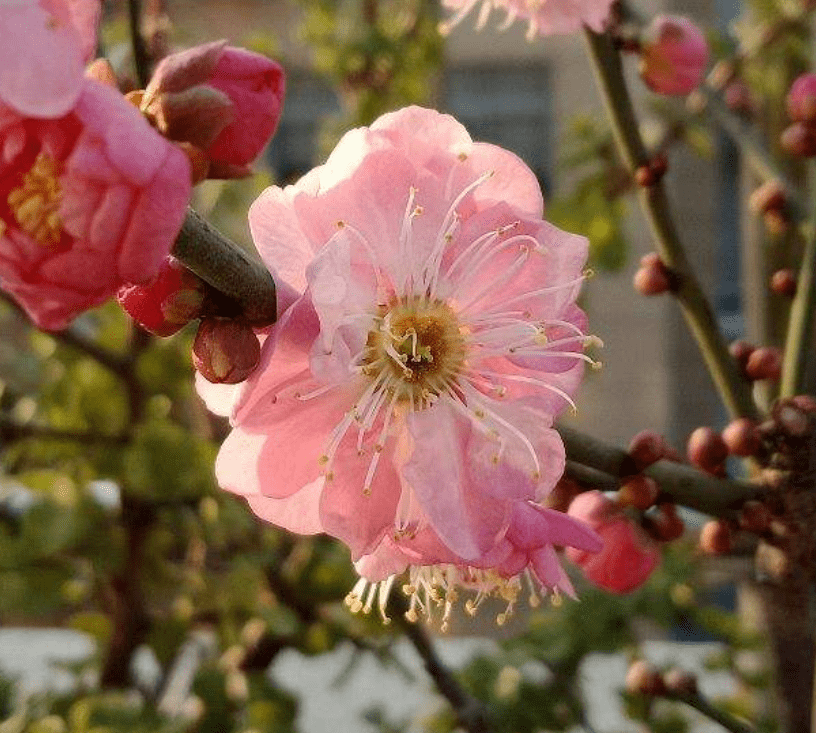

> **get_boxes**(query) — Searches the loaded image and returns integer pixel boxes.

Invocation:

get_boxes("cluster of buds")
[782,73,816,157]
[729,340,782,382]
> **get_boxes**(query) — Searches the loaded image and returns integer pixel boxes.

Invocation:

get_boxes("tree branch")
[0,416,128,446]
[558,425,761,516]
[583,28,759,422]
[128,0,151,87]
[172,209,278,326]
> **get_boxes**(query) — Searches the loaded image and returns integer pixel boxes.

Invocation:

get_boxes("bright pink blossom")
[566,491,659,594]
[0,0,100,118]
[0,80,191,330]
[144,41,285,171]
[440,0,615,39]
[204,106,596,603]
[639,15,709,97]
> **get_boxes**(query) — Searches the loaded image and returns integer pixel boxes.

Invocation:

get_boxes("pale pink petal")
[194,372,242,417]
[246,478,325,535]
[404,402,510,560]
[0,2,83,117]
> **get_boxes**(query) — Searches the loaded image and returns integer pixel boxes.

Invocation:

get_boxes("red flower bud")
[628,430,673,471]
[729,339,755,370]
[770,269,797,298]
[639,15,709,96]
[749,180,786,215]
[634,253,671,295]
[787,73,816,123]
[626,660,665,696]
[618,475,659,511]
[699,520,732,555]
[721,418,761,457]
[663,668,698,695]
[745,347,782,382]
[193,318,261,384]
[117,256,205,336]
[687,427,728,474]
[739,500,771,534]
[781,122,816,157]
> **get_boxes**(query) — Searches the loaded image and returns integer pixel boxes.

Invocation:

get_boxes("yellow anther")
[7,153,63,246]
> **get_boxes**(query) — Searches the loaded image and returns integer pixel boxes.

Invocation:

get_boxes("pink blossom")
[0,0,100,118]
[787,73,816,123]
[206,106,596,596]
[143,41,285,170]
[566,491,659,594]
[639,15,709,97]
[0,80,191,330]
[440,0,615,39]
[348,498,602,628]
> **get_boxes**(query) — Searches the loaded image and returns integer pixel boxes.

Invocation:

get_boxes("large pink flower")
[205,105,595,585]
[440,0,615,39]
[0,0,100,118]
[566,490,659,594]
[0,80,191,330]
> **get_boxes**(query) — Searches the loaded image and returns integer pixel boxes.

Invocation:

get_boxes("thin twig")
[780,160,816,396]
[128,0,151,87]
[392,601,491,733]
[663,689,755,733]
[583,28,759,422]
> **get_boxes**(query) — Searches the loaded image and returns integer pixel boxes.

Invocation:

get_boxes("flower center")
[6,152,63,246]
[363,296,466,409]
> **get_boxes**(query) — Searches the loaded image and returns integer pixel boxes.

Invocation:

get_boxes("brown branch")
[128,0,151,87]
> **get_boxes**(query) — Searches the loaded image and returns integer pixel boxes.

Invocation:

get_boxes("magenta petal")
[404,403,510,561]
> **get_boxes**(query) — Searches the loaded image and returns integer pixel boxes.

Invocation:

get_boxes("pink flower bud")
[745,347,782,382]
[566,491,659,594]
[699,519,732,554]
[634,253,671,295]
[749,180,786,216]
[721,418,761,457]
[663,668,698,695]
[193,319,261,384]
[787,73,816,123]
[640,15,709,96]
[724,80,754,117]
[145,41,285,170]
[770,268,797,298]
[781,122,816,157]
[626,660,665,696]
[117,256,205,336]
[729,339,755,370]
[686,427,728,474]
[628,429,673,471]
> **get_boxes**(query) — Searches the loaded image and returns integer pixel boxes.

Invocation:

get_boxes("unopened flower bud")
[724,80,754,117]
[699,519,732,554]
[663,667,698,695]
[792,395,816,412]
[739,500,771,534]
[787,73,816,123]
[721,418,761,457]
[193,318,261,384]
[117,256,206,336]
[634,253,671,295]
[749,180,786,216]
[729,340,755,369]
[687,427,728,474]
[770,269,797,298]
[781,122,816,157]
[745,347,782,381]
[646,502,685,542]
[628,430,673,471]
[618,475,659,511]
[639,15,709,96]
[626,660,665,696]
